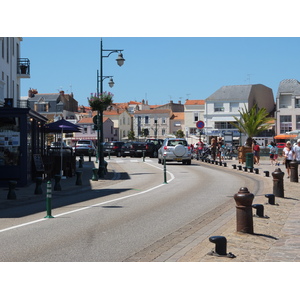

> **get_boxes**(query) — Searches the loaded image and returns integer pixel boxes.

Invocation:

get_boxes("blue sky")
[20,37,300,107]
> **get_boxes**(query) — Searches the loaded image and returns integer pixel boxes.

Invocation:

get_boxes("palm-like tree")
[231,104,274,147]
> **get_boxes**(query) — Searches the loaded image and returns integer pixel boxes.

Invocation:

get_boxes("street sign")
[196,120,205,129]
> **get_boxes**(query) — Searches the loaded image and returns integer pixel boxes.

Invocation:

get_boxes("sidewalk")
[179,156,300,262]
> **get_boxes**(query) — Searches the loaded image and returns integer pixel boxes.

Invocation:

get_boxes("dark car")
[129,141,160,158]
[103,141,124,157]
[120,142,133,157]
[48,142,73,155]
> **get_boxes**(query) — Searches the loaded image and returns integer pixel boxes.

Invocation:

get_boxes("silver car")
[158,138,192,165]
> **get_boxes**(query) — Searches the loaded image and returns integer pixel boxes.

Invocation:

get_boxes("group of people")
[282,139,300,178]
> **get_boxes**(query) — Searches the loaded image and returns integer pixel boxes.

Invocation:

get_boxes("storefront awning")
[274,134,296,139]
[211,116,236,122]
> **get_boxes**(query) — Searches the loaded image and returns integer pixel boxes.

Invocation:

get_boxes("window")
[280,115,292,133]
[145,116,149,124]
[296,116,300,130]
[194,112,199,122]
[214,103,224,112]
[230,103,239,112]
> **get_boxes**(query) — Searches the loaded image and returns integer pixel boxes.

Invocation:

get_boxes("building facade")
[204,84,275,144]
[276,79,300,134]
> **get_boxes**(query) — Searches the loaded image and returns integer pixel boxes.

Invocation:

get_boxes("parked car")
[120,142,133,157]
[103,141,124,157]
[48,142,73,155]
[74,140,96,156]
[158,138,192,165]
[129,140,160,158]
[145,138,164,158]
[276,142,286,148]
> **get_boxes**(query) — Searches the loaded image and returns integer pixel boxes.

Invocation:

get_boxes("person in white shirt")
[293,139,300,174]
[283,141,294,178]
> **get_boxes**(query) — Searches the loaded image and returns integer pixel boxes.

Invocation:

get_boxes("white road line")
[0,163,175,233]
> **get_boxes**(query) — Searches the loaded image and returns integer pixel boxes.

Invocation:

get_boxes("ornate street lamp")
[96,38,125,178]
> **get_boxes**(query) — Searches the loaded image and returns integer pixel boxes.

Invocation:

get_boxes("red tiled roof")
[185,100,205,105]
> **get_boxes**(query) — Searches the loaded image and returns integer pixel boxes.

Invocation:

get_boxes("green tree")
[175,129,185,138]
[128,130,135,140]
[231,104,274,146]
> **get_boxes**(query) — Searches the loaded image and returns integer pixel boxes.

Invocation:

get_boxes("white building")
[276,79,300,135]
[0,37,30,107]
[184,99,205,143]
[204,84,275,144]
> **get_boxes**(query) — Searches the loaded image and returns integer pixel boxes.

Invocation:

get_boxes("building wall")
[0,37,23,106]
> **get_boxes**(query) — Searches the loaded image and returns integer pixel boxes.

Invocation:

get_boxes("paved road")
[0,158,256,262]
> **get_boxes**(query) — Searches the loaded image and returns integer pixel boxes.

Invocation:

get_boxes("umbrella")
[44,118,81,133]
[44,119,81,177]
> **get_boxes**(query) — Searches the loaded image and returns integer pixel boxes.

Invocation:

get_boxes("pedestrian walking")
[293,139,300,174]
[268,142,276,165]
[252,140,260,165]
[217,137,223,162]
[210,138,217,161]
[283,141,294,178]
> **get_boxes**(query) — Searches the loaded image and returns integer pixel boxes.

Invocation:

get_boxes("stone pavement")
[177,156,300,262]
[0,155,299,262]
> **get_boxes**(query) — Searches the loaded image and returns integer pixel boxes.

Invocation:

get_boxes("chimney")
[178,101,181,104]
[59,90,65,96]
[28,89,33,98]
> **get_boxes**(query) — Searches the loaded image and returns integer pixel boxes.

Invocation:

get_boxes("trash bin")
[246,152,254,168]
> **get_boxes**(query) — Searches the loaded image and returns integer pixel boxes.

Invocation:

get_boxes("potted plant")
[88,92,113,111]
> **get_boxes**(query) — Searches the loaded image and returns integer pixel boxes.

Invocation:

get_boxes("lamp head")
[116,53,125,66]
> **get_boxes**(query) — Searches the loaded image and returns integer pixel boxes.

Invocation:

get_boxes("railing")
[17,58,30,76]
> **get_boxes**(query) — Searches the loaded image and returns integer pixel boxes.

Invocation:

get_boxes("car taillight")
[188,146,191,150]
[146,145,149,150]
[164,146,168,150]
[113,146,118,149]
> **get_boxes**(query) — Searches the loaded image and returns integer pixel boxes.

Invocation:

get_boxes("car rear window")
[167,140,187,146]
[77,141,90,145]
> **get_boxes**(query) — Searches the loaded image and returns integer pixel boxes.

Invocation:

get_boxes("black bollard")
[34,177,43,195]
[237,165,242,170]
[248,167,253,173]
[243,166,247,172]
[265,194,276,205]
[92,168,99,181]
[75,171,82,185]
[232,164,236,169]
[54,175,62,191]
[7,180,17,200]
[234,187,254,234]
[254,168,259,174]
[208,236,236,258]
[264,171,269,177]
[252,204,268,218]
[290,160,298,182]
[272,168,284,198]
[223,162,227,167]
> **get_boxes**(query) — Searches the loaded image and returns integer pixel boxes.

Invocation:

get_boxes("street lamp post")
[96,38,125,178]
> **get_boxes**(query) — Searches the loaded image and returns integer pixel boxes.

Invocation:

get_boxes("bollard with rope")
[45,181,54,218]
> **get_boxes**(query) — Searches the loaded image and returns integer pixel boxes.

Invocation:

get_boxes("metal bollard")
[79,155,84,168]
[265,193,276,205]
[272,168,284,198]
[142,150,145,162]
[54,174,62,191]
[7,180,17,200]
[290,160,298,182]
[252,204,269,218]
[215,160,219,165]
[264,171,269,177]
[44,180,54,218]
[34,177,43,195]
[243,166,247,172]
[234,187,254,234]
[232,164,236,169]
[248,167,253,173]
[223,162,227,167]
[254,168,259,174]
[163,156,167,184]
[75,171,82,185]
[92,168,99,181]
[237,165,242,170]
[208,236,236,258]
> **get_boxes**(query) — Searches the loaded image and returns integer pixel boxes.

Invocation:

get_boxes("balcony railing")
[17,58,30,77]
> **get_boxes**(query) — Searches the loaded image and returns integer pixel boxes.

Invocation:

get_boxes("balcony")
[17,58,30,78]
